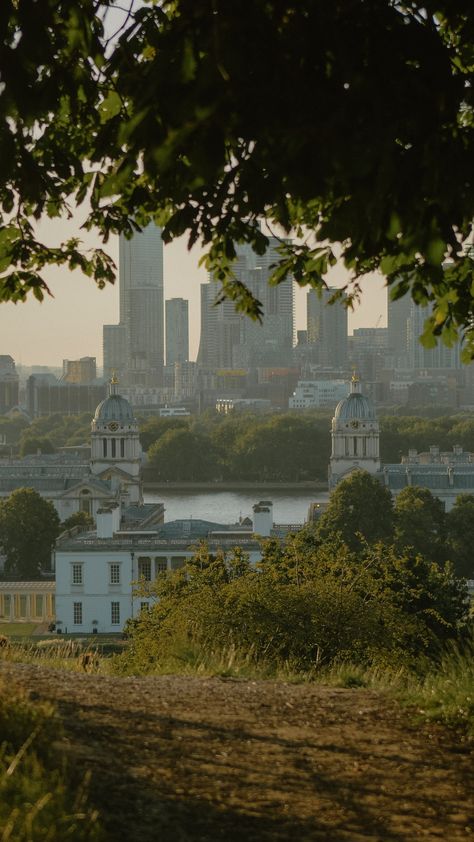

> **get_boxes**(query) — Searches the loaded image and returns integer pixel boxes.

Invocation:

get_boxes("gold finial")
[351,369,359,382]
[111,371,119,385]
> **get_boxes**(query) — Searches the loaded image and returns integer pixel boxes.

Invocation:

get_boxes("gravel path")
[1,662,473,841]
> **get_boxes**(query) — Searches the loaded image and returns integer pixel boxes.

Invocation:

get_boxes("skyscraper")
[103,223,164,385]
[307,288,348,369]
[165,298,189,366]
[387,292,412,365]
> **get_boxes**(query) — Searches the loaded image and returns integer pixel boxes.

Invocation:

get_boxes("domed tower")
[90,376,142,503]
[329,375,380,488]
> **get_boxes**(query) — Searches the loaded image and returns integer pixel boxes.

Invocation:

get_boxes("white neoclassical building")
[328,376,381,488]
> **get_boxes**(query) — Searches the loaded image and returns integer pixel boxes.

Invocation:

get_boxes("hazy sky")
[0,216,388,368]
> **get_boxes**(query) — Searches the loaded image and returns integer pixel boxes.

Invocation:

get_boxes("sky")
[0,216,388,369]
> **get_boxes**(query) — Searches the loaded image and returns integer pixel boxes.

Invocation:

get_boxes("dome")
[94,394,135,423]
[334,378,376,422]
[94,377,135,424]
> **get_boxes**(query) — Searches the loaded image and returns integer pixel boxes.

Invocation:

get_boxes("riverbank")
[143,480,328,492]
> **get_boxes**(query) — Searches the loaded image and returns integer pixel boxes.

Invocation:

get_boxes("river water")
[145,490,329,526]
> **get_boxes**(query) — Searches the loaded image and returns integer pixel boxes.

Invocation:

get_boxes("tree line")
[4,410,474,482]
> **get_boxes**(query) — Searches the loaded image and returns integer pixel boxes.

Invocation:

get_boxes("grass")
[0,623,38,637]
[0,680,102,840]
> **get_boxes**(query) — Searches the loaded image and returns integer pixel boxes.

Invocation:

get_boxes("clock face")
[108,422,119,431]
[350,420,359,429]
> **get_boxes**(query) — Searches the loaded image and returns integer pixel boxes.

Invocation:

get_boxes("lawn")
[0,623,38,637]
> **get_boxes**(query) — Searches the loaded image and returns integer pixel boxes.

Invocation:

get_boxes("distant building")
[387,292,412,364]
[196,282,218,369]
[0,378,164,523]
[174,361,196,399]
[197,235,294,372]
[0,356,19,414]
[289,379,348,410]
[328,379,474,511]
[62,357,97,384]
[26,375,106,417]
[307,288,348,369]
[165,298,189,366]
[103,223,164,386]
[102,324,126,380]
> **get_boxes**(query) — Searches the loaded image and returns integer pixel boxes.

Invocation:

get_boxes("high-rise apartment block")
[103,223,164,385]
[307,288,348,369]
[165,298,189,366]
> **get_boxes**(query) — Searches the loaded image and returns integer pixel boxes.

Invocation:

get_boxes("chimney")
[96,503,121,538]
[252,501,273,537]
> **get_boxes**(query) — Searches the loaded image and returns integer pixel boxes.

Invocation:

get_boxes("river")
[145,490,329,525]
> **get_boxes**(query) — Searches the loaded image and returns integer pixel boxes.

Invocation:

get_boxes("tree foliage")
[120,530,469,676]
[446,494,474,578]
[317,471,394,551]
[0,488,60,578]
[1,2,474,352]
[394,486,446,562]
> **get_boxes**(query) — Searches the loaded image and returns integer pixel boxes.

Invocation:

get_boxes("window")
[140,601,150,613]
[103,438,107,457]
[120,438,125,458]
[73,602,83,625]
[111,438,116,458]
[72,563,83,585]
[171,556,186,571]
[353,436,358,455]
[138,558,151,581]
[19,595,27,618]
[155,559,167,574]
[109,563,121,585]
[111,602,120,625]
[35,595,43,617]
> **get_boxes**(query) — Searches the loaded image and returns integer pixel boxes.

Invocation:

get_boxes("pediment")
[59,479,112,499]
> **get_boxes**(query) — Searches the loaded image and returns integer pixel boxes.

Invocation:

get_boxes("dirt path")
[1,662,473,841]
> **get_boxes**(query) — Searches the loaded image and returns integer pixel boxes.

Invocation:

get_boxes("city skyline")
[0,217,388,368]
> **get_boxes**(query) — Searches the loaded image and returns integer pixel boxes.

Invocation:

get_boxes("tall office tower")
[0,356,19,414]
[307,288,348,369]
[119,223,164,385]
[237,239,294,366]
[196,282,218,369]
[407,301,461,370]
[387,291,412,365]
[62,357,97,384]
[103,324,126,380]
[165,298,189,366]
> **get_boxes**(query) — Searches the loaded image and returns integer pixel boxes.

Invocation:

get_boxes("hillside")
[1,662,472,841]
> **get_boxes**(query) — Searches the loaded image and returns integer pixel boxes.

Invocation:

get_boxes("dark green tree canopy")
[317,470,394,551]
[0,488,60,578]
[1,2,474,352]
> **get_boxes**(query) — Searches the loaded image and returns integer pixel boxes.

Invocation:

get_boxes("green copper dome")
[334,378,376,422]
[94,377,136,424]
